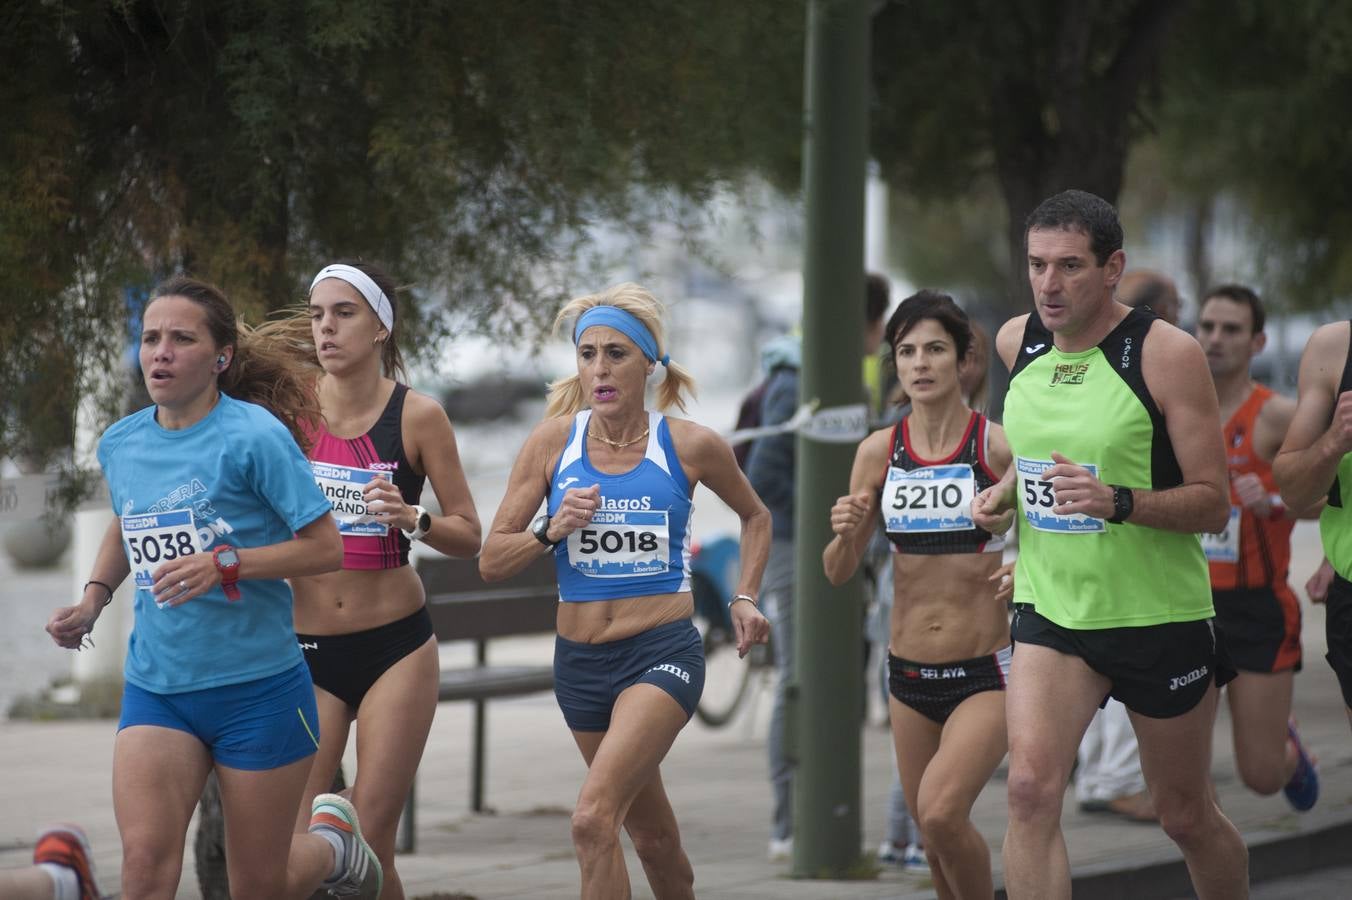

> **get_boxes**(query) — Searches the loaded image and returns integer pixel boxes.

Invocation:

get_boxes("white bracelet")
[729,594,757,609]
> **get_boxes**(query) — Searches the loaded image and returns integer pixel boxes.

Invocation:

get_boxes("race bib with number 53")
[1017,456,1106,534]
[121,508,205,591]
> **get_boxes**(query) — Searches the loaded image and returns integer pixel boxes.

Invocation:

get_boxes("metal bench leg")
[472,697,486,812]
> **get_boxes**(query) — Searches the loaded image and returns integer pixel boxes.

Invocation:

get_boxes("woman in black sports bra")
[290,260,482,900]
[823,291,1012,900]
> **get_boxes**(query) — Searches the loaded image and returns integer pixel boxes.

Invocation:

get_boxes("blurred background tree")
[0,0,803,467]
[6,0,1352,471]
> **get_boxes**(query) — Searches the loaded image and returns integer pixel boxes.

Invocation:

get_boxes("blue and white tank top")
[548,410,693,601]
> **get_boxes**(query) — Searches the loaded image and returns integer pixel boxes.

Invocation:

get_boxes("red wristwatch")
[213,544,242,601]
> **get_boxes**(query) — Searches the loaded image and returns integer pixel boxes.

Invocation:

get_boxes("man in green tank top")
[1273,319,1352,731]
[972,190,1248,899]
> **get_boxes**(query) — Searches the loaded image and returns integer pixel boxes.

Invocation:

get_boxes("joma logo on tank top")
[1049,361,1090,386]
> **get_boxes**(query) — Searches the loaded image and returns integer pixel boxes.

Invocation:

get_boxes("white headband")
[310,264,394,332]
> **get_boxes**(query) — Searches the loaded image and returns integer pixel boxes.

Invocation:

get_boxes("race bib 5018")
[567,509,670,578]
[883,464,976,533]
[1017,456,1106,534]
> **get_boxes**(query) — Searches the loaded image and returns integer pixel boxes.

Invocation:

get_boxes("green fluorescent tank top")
[1320,322,1352,578]
[1003,307,1213,629]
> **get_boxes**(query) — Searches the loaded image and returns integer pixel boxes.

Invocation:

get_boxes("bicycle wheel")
[694,618,752,727]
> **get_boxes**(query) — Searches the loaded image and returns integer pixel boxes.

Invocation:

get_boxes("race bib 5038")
[568,509,670,578]
[1017,456,1106,534]
[311,462,387,536]
[121,508,205,591]
[883,464,976,533]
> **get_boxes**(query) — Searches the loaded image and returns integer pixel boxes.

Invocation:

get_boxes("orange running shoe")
[33,824,102,900]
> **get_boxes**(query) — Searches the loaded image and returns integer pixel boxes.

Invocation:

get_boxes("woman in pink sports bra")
[289,260,482,900]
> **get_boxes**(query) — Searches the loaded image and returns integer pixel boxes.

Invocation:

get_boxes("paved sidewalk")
[1,525,1348,899]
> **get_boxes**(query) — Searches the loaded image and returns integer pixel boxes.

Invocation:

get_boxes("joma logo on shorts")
[1049,363,1089,386]
[1168,666,1208,691]
[648,663,690,684]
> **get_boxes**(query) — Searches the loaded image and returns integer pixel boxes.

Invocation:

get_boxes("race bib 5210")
[1016,456,1106,534]
[311,462,387,536]
[121,508,205,591]
[567,509,670,578]
[883,464,976,533]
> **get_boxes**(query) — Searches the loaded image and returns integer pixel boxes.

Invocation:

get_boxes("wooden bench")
[397,552,558,853]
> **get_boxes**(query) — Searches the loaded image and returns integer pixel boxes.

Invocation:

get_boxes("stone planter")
[1,515,72,568]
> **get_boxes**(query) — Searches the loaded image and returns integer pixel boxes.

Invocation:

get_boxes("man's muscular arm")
[1132,324,1230,533]
[1274,322,1352,511]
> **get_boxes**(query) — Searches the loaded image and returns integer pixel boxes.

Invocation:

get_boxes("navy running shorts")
[118,661,320,770]
[554,618,705,732]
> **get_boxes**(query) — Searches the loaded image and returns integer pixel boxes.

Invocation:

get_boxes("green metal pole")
[792,0,869,879]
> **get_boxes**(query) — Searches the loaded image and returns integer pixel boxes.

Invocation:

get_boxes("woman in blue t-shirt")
[480,283,771,899]
[45,276,383,899]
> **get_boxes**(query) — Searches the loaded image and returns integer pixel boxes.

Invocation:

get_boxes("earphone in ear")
[217,354,227,369]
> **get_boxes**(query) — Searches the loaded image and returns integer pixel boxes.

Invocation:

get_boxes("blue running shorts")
[554,618,705,732]
[118,661,320,770]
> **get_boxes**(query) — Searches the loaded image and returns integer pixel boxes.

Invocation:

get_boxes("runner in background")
[289,261,482,900]
[825,290,1013,899]
[1197,284,1320,810]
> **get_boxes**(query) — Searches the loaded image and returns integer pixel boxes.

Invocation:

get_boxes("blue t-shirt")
[98,394,332,693]
[548,410,693,601]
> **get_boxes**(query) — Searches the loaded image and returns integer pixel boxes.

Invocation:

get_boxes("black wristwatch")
[531,514,559,547]
[1107,485,1134,524]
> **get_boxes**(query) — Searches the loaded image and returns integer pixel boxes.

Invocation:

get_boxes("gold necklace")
[588,426,649,450]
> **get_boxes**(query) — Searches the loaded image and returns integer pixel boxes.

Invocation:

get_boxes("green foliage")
[0,0,804,468]
[872,0,1187,306]
[1156,0,1352,306]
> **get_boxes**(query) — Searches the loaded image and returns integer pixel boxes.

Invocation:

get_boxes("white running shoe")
[309,793,383,899]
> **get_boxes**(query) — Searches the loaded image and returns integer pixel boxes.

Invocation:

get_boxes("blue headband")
[573,306,670,366]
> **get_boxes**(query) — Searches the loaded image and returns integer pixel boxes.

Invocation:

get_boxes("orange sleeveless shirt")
[1209,384,1297,592]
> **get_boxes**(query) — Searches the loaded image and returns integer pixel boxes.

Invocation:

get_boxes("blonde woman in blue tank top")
[480,283,770,899]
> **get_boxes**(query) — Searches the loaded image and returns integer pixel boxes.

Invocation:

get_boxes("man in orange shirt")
[1197,284,1320,811]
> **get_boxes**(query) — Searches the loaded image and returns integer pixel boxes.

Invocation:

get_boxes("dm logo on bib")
[1049,362,1090,386]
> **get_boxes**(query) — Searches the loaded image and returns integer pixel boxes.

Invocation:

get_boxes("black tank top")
[878,410,1003,555]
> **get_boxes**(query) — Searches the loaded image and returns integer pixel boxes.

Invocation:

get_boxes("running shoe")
[1283,720,1319,812]
[33,824,102,900]
[875,839,903,865]
[902,842,930,873]
[309,793,383,899]
[767,836,793,861]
